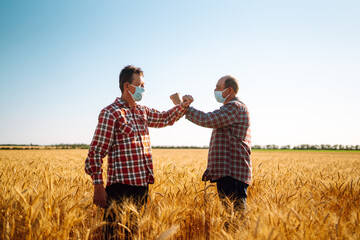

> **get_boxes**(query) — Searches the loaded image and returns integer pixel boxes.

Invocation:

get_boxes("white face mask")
[214,88,229,103]
[128,84,145,102]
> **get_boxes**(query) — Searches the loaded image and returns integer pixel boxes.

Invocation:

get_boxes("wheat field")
[0,149,359,239]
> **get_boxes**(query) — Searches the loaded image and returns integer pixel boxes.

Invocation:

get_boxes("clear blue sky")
[0,0,359,146]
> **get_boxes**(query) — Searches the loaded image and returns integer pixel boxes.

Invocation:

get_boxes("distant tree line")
[46,145,208,149]
[0,144,209,150]
[1,144,359,150]
[0,144,89,150]
[0,147,41,150]
[47,144,90,149]
[252,144,360,150]
[152,146,208,149]
[0,143,40,146]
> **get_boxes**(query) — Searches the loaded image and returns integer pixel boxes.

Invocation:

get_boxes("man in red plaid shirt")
[172,75,251,213]
[85,65,193,239]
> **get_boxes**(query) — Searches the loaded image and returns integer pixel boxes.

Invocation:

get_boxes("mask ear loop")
[127,83,135,96]
[223,88,230,100]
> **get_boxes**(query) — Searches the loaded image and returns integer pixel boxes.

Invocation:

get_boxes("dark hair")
[119,65,144,92]
[224,76,239,94]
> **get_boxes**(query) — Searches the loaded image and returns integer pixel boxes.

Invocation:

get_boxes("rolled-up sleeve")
[145,104,188,128]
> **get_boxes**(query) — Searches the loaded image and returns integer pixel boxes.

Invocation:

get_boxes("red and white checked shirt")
[185,97,252,185]
[85,97,188,186]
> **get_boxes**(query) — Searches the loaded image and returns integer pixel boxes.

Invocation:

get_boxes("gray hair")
[224,76,239,94]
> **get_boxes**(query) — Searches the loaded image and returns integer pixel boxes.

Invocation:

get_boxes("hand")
[181,95,194,108]
[170,93,182,105]
[93,184,107,208]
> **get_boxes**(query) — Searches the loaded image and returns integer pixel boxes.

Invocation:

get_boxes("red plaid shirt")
[185,97,252,185]
[85,97,188,186]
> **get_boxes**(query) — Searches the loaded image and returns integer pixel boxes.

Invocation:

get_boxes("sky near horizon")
[0,0,359,147]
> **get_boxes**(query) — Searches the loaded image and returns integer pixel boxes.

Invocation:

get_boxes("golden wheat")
[0,149,359,239]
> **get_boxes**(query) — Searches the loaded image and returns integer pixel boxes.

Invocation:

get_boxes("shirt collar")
[115,97,139,109]
[226,96,240,104]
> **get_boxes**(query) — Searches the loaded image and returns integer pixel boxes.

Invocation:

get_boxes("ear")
[225,87,232,96]
[124,82,130,91]
[125,82,136,94]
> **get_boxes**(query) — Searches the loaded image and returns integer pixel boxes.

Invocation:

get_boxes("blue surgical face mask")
[214,88,229,103]
[128,84,145,102]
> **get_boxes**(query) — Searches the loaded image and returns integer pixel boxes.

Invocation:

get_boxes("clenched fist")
[170,93,194,108]
[170,93,182,105]
[181,95,194,108]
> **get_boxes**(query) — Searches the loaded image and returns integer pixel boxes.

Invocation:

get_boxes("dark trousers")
[103,183,148,240]
[216,176,249,213]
